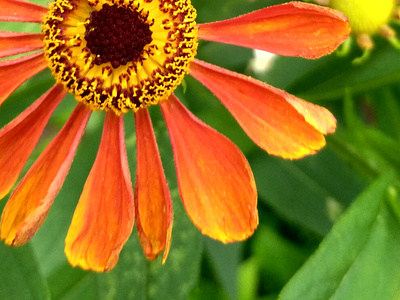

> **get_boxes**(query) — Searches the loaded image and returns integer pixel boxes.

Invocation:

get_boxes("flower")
[0,0,350,271]
[317,0,400,61]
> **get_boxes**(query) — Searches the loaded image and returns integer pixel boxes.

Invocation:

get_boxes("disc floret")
[42,0,198,115]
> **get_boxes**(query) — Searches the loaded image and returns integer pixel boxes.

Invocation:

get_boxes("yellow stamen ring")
[42,0,198,114]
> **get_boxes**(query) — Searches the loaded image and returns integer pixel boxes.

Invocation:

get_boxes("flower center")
[85,4,152,68]
[42,0,198,115]
[330,0,396,35]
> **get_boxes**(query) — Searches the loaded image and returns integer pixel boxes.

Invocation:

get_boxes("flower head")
[0,0,349,271]
[42,0,197,114]
[318,0,400,61]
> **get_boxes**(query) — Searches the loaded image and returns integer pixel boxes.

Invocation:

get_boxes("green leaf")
[47,263,96,300]
[205,238,243,300]
[332,89,400,179]
[369,89,400,140]
[252,225,308,290]
[0,243,50,300]
[363,128,400,172]
[280,171,400,300]
[250,148,365,236]
[238,258,259,300]
[289,45,400,102]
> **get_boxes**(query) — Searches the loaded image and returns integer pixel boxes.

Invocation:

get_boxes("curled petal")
[134,108,172,263]
[284,95,336,135]
[65,112,134,272]
[0,52,47,106]
[198,2,350,58]
[160,94,258,243]
[190,59,336,159]
[0,31,43,58]
[1,104,91,246]
[0,0,48,22]
[0,84,66,200]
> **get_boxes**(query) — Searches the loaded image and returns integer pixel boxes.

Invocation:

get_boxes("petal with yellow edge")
[65,112,134,272]
[160,94,258,243]
[1,103,91,246]
[0,52,48,106]
[198,2,350,59]
[190,59,336,159]
[0,31,43,58]
[0,0,48,22]
[134,108,172,263]
[0,84,66,200]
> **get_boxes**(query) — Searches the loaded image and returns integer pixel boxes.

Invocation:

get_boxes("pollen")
[42,0,198,115]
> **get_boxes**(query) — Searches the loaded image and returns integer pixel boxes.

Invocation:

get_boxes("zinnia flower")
[0,0,350,271]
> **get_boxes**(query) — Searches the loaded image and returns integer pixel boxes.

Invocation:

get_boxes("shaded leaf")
[252,225,308,290]
[290,45,400,101]
[280,172,400,300]
[0,243,50,300]
[250,148,365,236]
[47,264,94,300]
[205,238,242,300]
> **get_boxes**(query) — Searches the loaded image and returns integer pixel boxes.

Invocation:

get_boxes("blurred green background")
[2,0,400,299]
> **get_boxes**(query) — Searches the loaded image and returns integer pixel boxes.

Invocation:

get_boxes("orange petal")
[285,95,336,135]
[160,94,258,243]
[198,2,350,58]
[134,108,172,263]
[0,84,66,200]
[190,59,336,159]
[0,52,47,106]
[0,0,48,22]
[1,103,91,246]
[65,112,134,272]
[0,31,43,58]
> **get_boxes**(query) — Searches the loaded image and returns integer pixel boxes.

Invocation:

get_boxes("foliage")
[2,0,400,299]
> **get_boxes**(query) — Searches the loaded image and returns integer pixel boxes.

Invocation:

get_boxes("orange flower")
[0,0,350,271]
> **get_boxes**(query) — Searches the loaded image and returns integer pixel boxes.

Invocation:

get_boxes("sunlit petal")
[198,2,350,58]
[0,31,43,58]
[160,94,258,243]
[0,52,47,106]
[1,104,91,246]
[134,108,172,263]
[0,84,66,200]
[284,95,336,135]
[190,59,336,159]
[65,112,134,272]
[0,0,48,22]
